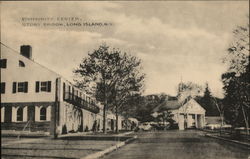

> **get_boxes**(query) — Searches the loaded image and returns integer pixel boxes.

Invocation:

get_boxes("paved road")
[102,130,250,159]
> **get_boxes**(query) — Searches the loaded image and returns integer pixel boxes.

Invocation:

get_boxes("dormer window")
[19,60,25,67]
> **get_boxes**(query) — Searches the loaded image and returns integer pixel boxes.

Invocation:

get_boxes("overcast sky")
[1,1,249,97]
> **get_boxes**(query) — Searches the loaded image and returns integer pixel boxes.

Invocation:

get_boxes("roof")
[1,43,98,102]
[153,100,182,112]
[1,42,63,78]
[152,96,197,113]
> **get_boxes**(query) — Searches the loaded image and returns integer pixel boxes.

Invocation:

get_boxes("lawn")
[1,137,120,159]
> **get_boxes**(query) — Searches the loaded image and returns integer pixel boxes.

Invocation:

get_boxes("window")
[19,60,25,67]
[40,107,46,121]
[0,82,5,94]
[35,81,51,92]
[18,83,25,92]
[18,82,28,92]
[41,82,48,91]
[0,59,7,68]
[17,107,23,121]
[13,82,28,93]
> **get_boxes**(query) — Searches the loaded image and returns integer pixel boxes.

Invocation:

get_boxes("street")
[102,130,250,159]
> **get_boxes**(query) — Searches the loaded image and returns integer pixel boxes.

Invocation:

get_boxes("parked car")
[221,124,232,129]
[235,127,246,130]
[139,122,152,131]
[151,122,170,130]
[205,124,221,130]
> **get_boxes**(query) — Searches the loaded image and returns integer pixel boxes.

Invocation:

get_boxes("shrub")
[85,126,89,132]
[62,125,67,134]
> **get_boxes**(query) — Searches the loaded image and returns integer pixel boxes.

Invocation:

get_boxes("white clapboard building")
[153,97,206,130]
[0,43,103,136]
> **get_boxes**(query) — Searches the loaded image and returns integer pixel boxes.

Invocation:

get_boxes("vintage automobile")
[204,124,221,130]
[138,122,152,131]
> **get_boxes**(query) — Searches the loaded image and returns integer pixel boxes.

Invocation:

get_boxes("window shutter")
[24,82,28,93]
[0,59,7,68]
[12,82,17,93]
[63,83,65,99]
[47,81,51,92]
[2,83,5,93]
[35,81,40,92]
[0,83,5,94]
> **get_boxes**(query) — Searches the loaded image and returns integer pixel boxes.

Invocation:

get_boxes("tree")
[110,53,145,133]
[222,18,249,135]
[156,107,175,130]
[134,94,168,122]
[177,81,203,103]
[197,83,220,116]
[73,44,145,133]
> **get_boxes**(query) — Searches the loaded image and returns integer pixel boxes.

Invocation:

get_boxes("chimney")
[20,45,32,59]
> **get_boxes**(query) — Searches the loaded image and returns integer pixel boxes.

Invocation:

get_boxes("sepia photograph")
[0,1,249,159]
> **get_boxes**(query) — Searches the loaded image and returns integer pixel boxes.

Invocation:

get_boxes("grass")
[1,136,121,159]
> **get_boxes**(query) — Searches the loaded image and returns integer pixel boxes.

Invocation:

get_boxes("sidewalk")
[81,133,137,159]
[1,130,50,138]
[205,133,250,150]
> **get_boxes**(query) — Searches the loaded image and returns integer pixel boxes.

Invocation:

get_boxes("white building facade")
[0,44,102,136]
[171,99,206,130]
[153,98,206,130]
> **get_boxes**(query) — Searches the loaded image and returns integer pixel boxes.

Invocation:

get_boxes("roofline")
[1,42,99,102]
[190,98,206,112]
[177,98,206,112]
[1,42,63,78]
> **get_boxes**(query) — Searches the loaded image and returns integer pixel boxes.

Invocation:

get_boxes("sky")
[1,1,249,97]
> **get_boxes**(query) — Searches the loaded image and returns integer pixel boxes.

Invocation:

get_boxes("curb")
[80,135,137,159]
[58,132,92,138]
[1,134,49,138]
[205,134,250,150]
[58,131,134,138]
[114,131,134,136]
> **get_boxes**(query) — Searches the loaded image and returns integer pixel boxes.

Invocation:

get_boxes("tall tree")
[135,94,168,122]
[110,52,145,133]
[73,44,145,133]
[222,18,249,135]
[197,83,220,116]
[177,81,203,102]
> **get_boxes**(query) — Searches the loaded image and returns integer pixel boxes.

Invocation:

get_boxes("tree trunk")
[242,106,249,136]
[115,105,119,133]
[125,118,129,130]
[103,75,107,134]
[103,103,107,134]
[219,114,223,136]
